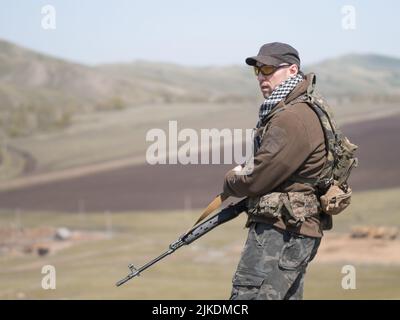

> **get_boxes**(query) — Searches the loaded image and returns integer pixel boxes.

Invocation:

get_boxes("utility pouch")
[247,192,321,227]
[320,184,352,215]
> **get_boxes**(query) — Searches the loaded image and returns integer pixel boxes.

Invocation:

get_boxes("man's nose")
[257,73,268,82]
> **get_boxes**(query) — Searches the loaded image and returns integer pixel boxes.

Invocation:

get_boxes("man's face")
[256,62,299,98]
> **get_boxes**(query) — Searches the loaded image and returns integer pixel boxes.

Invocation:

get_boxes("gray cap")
[246,42,300,68]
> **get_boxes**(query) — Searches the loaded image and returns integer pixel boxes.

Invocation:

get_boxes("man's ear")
[289,64,299,76]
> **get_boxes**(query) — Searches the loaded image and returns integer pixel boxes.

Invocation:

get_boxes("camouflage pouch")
[247,192,284,219]
[281,192,321,227]
[247,192,320,227]
[320,184,352,215]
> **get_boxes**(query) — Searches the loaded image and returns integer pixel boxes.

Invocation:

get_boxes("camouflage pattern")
[247,192,283,218]
[286,192,320,224]
[230,223,320,300]
[247,192,321,227]
[293,75,358,218]
[291,76,358,190]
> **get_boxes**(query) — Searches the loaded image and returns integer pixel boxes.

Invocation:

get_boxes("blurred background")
[0,0,399,299]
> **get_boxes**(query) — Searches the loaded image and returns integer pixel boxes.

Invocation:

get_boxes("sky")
[0,0,399,66]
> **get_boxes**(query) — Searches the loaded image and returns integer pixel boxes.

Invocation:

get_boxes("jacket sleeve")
[223,110,312,197]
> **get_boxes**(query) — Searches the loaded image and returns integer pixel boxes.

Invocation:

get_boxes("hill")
[1,39,400,138]
[0,40,256,137]
[306,54,400,97]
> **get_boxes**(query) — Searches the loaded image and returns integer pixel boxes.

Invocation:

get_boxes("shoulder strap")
[287,74,337,188]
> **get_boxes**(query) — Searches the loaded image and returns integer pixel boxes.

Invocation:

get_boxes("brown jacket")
[223,74,326,237]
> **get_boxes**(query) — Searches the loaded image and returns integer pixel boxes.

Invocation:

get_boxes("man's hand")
[232,165,243,173]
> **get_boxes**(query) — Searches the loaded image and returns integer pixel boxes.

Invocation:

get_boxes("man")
[223,42,326,300]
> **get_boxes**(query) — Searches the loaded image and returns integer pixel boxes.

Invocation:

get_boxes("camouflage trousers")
[230,223,321,300]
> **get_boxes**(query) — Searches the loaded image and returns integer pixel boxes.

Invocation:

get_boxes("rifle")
[116,198,247,286]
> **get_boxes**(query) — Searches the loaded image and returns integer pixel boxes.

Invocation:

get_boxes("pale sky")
[0,0,399,66]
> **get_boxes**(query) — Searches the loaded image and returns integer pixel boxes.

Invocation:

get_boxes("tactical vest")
[247,73,358,229]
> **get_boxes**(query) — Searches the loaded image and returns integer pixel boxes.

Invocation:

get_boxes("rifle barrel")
[116,198,247,286]
[116,239,185,286]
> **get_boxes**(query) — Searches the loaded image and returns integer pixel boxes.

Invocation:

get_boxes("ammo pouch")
[247,192,321,227]
[320,184,352,215]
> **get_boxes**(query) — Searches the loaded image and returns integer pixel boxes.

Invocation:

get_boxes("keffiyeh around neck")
[257,74,304,127]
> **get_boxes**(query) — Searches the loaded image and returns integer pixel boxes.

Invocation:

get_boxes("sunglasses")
[253,64,290,76]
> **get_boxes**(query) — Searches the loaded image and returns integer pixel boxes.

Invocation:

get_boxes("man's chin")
[261,88,271,98]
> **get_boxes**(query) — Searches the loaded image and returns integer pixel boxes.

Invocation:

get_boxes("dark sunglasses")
[253,64,290,76]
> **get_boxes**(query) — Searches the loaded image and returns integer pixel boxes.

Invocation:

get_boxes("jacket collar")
[258,73,316,127]
[284,73,314,104]
[266,73,314,114]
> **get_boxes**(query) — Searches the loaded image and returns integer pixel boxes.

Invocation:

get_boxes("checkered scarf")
[257,74,304,127]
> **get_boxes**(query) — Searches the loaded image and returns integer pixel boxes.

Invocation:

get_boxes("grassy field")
[5,100,400,180]
[0,147,25,180]
[7,102,256,175]
[0,187,399,300]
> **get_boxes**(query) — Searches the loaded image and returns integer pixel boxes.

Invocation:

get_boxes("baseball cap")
[245,42,301,68]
